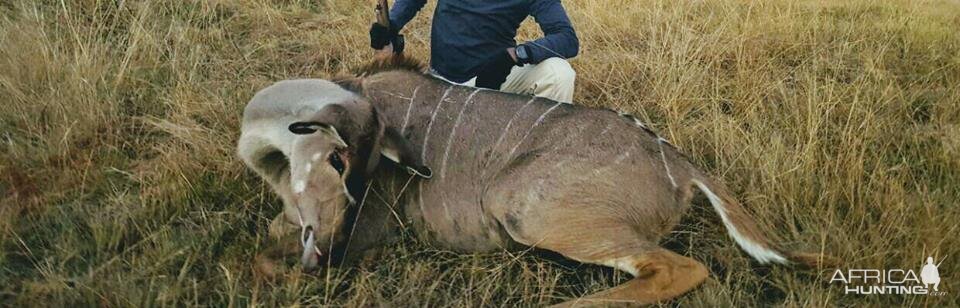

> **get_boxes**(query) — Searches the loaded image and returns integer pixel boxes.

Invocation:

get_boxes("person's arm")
[476,0,578,89]
[389,0,428,31]
[522,0,579,63]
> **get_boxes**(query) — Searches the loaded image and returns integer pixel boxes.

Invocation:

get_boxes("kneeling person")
[370,0,579,103]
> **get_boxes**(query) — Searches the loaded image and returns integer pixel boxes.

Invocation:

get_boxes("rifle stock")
[374,0,404,55]
[376,0,390,27]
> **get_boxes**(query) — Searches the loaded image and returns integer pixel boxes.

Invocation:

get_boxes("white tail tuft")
[692,179,788,264]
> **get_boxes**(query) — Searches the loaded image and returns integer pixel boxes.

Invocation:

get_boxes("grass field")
[2,0,959,306]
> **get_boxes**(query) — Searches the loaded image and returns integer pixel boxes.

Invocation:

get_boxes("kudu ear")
[288,121,348,147]
[379,127,432,178]
[332,75,364,93]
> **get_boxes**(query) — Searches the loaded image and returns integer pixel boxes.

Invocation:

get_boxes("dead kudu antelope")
[237,56,827,305]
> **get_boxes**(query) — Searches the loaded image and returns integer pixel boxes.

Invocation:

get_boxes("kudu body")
[238,60,824,305]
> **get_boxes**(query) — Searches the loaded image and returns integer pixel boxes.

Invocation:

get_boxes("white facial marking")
[312,153,322,161]
[440,88,481,179]
[325,126,348,147]
[304,163,312,173]
[342,183,356,204]
[421,86,454,162]
[301,230,317,265]
[293,180,306,193]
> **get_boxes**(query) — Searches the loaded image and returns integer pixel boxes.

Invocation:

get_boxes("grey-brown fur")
[352,71,699,256]
[238,64,825,305]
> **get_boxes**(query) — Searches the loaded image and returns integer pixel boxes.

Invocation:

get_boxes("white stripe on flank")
[418,182,426,221]
[440,89,481,179]
[490,97,537,155]
[613,151,631,164]
[399,86,421,135]
[597,123,613,138]
[379,91,412,100]
[441,199,453,223]
[505,101,563,160]
[421,86,454,162]
[691,179,788,264]
[480,97,538,180]
[656,138,678,188]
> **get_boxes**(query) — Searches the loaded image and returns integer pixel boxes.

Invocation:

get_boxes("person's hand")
[369,23,405,55]
[475,49,518,90]
[375,43,394,59]
[369,23,396,49]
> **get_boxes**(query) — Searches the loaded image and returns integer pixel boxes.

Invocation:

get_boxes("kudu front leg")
[254,213,301,278]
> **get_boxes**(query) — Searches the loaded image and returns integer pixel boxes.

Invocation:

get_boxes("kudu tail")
[689,176,831,268]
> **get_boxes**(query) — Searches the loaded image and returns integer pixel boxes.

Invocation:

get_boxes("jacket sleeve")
[388,0,428,30]
[525,0,579,63]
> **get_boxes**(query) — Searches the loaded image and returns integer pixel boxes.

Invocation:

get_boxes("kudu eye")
[328,152,345,175]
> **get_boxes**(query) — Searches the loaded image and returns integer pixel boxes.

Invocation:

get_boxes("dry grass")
[2,0,959,306]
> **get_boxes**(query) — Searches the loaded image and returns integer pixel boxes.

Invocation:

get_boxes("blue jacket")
[390,0,579,83]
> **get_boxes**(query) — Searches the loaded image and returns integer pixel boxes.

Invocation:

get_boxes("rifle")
[375,0,404,54]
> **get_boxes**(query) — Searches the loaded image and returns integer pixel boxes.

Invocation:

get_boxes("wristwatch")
[515,44,531,64]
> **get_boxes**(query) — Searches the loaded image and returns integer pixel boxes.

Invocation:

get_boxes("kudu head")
[245,79,431,269]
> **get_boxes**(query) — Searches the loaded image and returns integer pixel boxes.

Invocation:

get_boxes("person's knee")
[538,57,576,88]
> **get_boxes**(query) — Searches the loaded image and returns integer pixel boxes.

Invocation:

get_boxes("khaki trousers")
[436,57,576,103]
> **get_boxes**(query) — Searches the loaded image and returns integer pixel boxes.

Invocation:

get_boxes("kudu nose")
[301,225,314,245]
[300,225,322,270]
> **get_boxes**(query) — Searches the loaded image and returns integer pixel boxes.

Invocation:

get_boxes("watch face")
[516,45,529,60]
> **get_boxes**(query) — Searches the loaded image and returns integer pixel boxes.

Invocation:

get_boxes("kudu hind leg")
[557,249,709,307]
[496,215,708,306]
